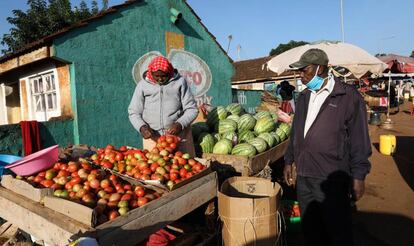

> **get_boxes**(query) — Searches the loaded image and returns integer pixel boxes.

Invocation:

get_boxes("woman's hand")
[140,125,153,139]
[167,122,182,136]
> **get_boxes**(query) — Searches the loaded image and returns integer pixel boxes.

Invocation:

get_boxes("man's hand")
[283,164,296,186]
[352,179,365,201]
[140,125,153,139]
[167,122,182,136]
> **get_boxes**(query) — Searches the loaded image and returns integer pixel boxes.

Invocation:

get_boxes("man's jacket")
[284,78,372,180]
[128,72,198,134]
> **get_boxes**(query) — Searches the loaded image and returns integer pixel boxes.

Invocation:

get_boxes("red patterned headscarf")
[146,56,175,83]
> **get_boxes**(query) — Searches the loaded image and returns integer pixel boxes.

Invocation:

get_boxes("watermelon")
[226,103,243,116]
[258,133,276,148]
[247,138,268,153]
[270,132,281,145]
[231,143,257,157]
[237,114,256,132]
[207,106,228,127]
[198,133,215,153]
[275,128,287,141]
[218,119,237,134]
[222,131,237,143]
[227,114,240,123]
[254,111,272,120]
[279,123,291,136]
[254,117,275,134]
[191,122,210,140]
[213,139,233,155]
[238,130,256,143]
[270,111,278,121]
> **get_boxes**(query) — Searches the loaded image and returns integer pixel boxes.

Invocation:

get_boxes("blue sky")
[1,0,413,60]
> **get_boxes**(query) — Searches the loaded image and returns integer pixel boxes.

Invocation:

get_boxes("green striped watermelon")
[275,128,287,141]
[270,111,278,121]
[254,111,272,120]
[237,114,256,132]
[231,143,257,157]
[226,103,243,116]
[270,132,281,145]
[218,119,237,134]
[238,130,256,143]
[247,138,268,153]
[222,131,237,142]
[227,114,240,123]
[207,106,228,127]
[213,139,233,154]
[198,133,215,153]
[254,117,275,134]
[258,133,276,148]
[279,123,291,136]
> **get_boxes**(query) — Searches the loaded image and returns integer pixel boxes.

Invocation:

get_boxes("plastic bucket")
[0,154,22,176]
[379,135,396,155]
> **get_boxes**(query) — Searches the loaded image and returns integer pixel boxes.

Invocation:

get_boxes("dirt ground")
[283,102,414,246]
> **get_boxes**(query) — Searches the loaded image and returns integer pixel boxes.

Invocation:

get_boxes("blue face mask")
[306,66,325,91]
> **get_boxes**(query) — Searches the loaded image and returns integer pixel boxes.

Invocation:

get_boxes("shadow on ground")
[393,136,414,191]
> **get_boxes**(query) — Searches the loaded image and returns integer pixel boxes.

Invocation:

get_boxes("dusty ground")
[283,102,414,246]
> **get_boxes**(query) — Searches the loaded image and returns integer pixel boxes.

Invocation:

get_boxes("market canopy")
[377,54,414,73]
[266,41,387,78]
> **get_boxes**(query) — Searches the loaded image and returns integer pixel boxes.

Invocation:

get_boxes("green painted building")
[0,0,234,154]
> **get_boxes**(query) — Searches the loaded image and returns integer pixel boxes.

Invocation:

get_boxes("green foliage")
[410,50,414,58]
[269,40,309,56]
[1,0,108,54]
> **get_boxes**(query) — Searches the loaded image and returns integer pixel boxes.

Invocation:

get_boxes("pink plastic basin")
[6,145,58,176]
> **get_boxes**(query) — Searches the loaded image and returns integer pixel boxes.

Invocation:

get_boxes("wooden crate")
[202,139,289,176]
[1,175,53,203]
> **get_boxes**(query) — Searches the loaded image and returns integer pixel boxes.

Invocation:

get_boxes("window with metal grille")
[30,72,58,113]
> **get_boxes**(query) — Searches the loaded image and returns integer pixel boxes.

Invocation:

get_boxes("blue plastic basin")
[0,154,22,176]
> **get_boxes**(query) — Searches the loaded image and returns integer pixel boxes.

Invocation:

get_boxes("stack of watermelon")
[192,103,291,158]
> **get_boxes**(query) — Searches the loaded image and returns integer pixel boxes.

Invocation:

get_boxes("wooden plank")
[97,172,217,245]
[56,63,73,118]
[202,140,289,176]
[19,47,49,66]
[0,58,18,73]
[0,187,93,246]
[43,196,97,227]
[1,175,53,203]
[19,79,29,120]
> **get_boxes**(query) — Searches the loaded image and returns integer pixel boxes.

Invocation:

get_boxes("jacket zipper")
[160,85,164,134]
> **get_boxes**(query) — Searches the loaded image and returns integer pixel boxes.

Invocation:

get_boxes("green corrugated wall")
[51,0,233,149]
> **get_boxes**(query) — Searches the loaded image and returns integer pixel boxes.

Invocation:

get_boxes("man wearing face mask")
[128,56,198,155]
[283,49,371,246]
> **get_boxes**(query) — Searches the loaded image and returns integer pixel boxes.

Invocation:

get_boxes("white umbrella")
[267,41,387,78]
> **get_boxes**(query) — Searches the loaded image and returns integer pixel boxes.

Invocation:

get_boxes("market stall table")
[0,172,218,246]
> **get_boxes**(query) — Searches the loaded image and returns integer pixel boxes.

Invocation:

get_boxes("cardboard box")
[218,177,282,246]
[1,175,53,203]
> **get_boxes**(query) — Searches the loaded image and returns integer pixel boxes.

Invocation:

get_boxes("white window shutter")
[0,84,8,125]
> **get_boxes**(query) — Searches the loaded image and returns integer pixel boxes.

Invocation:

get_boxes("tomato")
[100,179,110,189]
[81,162,92,171]
[109,174,118,183]
[129,200,139,208]
[141,167,152,175]
[42,180,54,188]
[134,187,145,197]
[104,186,115,193]
[51,183,62,190]
[115,153,124,162]
[133,172,142,179]
[106,144,114,150]
[108,210,120,220]
[67,163,79,173]
[121,193,132,201]
[170,172,179,181]
[115,183,123,191]
[90,179,100,189]
[65,182,73,190]
[34,176,44,183]
[71,171,79,178]
[192,163,203,172]
[53,162,61,170]
[56,170,69,178]
[150,163,159,173]
[141,174,150,180]
[123,184,132,191]
[119,146,127,152]
[175,151,183,157]
[163,173,170,181]
[157,135,166,144]
[101,161,113,169]
[60,164,68,171]
[137,197,149,207]
[179,168,188,178]
[178,157,187,166]
[188,159,196,166]
[161,141,168,148]
[186,172,194,179]
[166,136,175,144]
[169,143,177,150]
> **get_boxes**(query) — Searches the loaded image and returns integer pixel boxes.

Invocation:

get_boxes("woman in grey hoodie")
[128,56,198,154]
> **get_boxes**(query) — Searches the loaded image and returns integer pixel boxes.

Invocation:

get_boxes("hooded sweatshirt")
[128,71,198,135]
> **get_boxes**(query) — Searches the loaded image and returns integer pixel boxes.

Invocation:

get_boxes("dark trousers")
[296,173,353,246]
